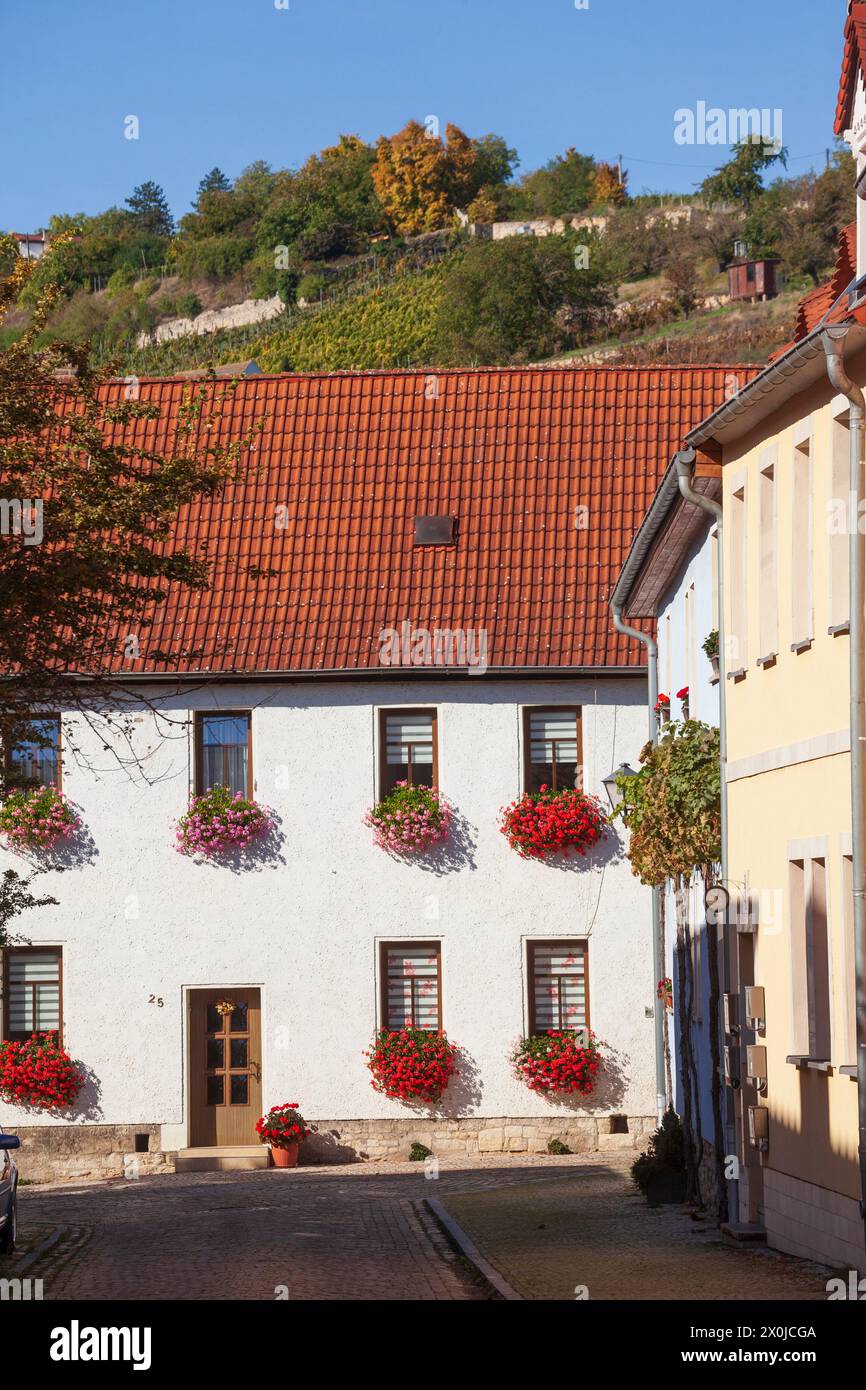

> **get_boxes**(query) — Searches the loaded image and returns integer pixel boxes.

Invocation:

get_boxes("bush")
[175,292,203,319]
[409,1142,433,1162]
[631,1107,686,1194]
[547,1138,571,1155]
[296,272,327,303]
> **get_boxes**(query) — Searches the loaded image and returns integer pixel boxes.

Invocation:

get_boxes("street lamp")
[602,762,636,809]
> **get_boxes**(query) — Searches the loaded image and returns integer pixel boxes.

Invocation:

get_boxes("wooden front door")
[189,989,262,1146]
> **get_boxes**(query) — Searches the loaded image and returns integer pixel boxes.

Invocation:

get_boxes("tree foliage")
[613,720,721,885]
[433,234,612,365]
[700,140,787,211]
[0,234,257,737]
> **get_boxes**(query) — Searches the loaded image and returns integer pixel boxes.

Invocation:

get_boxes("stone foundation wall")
[302,1115,657,1164]
[10,1125,175,1185]
[10,1115,656,1181]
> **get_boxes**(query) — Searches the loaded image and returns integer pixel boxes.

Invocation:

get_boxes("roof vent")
[413,515,456,546]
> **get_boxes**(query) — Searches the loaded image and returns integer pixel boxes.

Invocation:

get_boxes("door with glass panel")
[189,989,262,1146]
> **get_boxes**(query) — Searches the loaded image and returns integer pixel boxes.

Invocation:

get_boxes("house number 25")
[148,995,164,1008]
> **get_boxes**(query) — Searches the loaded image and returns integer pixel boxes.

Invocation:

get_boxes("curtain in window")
[528,710,578,792]
[532,944,586,1031]
[9,718,59,787]
[201,716,249,796]
[384,713,434,790]
[385,946,440,1030]
[8,952,61,1034]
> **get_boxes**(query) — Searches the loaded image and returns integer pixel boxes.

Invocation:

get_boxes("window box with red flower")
[365,1027,458,1104]
[0,1031,85,1111]
[511,1029,603,1095]
[499,786,606,861]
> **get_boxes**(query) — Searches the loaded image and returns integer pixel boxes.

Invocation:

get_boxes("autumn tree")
[593,162,628,207]
[372,121,514,236]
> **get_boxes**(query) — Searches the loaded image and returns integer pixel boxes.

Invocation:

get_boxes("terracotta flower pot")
[270,1141,300,1169]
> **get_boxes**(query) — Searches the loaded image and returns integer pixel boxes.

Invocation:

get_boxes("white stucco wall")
[0,678,656,1142]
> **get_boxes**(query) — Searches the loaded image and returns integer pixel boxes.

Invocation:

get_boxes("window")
[195,713,251,797]
[758,457,778,656]
[379,710,437,796]
[4,948,62,1041]
[729,484,748,669]
[4,716,61,789]
[791,436,814,646]
[380,942,441,1031]
[789,858,830,1061]
[840,856,856,1062]
[523,708,581,793]
[528,940,589,1034]
[829,413,850,629]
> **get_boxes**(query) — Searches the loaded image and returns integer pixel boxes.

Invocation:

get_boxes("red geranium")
[654,693,671,713]
[676,687,689,701]
[0,1031,84,1110]
[365,1028,458,1104]
[255,1102,311,1148]
[499,786,606,860]
[511,1030,603,1095]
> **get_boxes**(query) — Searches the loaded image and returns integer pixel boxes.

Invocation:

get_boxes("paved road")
[8,1155,836,1302]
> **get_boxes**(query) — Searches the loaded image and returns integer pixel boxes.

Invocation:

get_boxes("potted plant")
[256,1102,311,1169]
[0,785,80,849]
[654,692,671,728]
[702,630,720,680]
[499,786,606,861]
[631,1106,687,1205]
[0,1031,84,1110]
[511,1029,603,1095]
[365,1028,459,1104]
[657,977,673,1012]
[676,686,690,720]
[175,786,272,857]
[363,781,452,855]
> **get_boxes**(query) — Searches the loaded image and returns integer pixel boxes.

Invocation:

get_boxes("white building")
[0,365,743,1179]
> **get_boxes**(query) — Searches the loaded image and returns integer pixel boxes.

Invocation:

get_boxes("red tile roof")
[86,367,756,676]
[768,222,856,362]
[836,2,866,135]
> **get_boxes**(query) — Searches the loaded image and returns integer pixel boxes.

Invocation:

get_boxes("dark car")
[0,1129,20,1254]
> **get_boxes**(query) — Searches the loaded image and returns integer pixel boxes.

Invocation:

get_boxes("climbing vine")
[613,720,723,1212]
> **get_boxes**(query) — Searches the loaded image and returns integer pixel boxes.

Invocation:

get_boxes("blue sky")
[0,0,850,230]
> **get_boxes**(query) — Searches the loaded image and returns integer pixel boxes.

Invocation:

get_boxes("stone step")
[175,1146,269,1172]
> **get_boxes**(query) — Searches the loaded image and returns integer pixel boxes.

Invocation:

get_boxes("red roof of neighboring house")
[836,2,866,135]
[768,222,856,362]
[76,367,755,676]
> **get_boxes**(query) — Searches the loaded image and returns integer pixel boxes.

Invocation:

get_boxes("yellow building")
[678,201,864,1267]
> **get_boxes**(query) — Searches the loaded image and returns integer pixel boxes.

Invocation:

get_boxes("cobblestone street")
[5,1154,836,1302]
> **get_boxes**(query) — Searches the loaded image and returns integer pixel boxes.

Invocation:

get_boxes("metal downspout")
[612,604,666,1124]
[823,327,866,1264]
[674,449,737,1222]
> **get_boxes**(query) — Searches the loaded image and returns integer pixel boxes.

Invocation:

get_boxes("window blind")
[7,951,61,1035]
[531,943,587,1032]
[384,945,440,1030]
